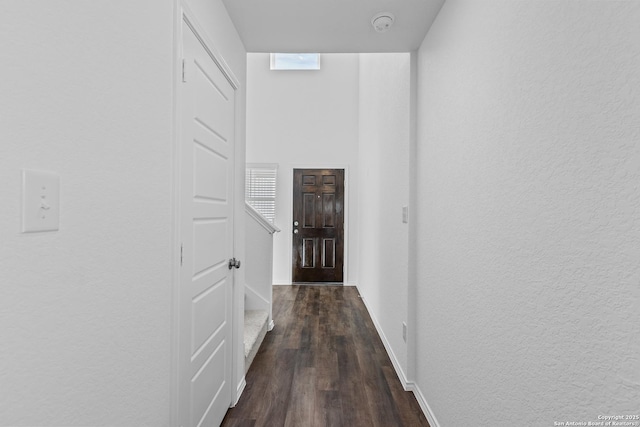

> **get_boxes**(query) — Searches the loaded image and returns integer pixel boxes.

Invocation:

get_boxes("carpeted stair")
[244,310,269,373]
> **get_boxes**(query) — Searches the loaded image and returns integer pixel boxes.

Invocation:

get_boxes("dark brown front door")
[292,169,344,283]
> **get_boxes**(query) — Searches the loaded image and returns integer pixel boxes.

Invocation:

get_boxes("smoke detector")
[371,12,395,33]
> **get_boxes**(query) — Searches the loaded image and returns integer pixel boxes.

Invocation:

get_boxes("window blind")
[245,164,278,224]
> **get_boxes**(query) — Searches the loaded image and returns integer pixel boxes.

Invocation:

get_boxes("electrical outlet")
[402,322,407,342]
[402,206,409,223]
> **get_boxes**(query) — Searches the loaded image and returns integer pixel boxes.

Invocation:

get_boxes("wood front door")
[178,19,235,427]
[292,169,344,283]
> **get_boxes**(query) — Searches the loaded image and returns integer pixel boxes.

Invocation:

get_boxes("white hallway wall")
[357,53,413,382]
[0,0,246,424]
[246,53,360,285]
[414,1,640,425]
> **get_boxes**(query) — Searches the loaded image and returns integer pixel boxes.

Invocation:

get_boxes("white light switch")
[402,206,409,224]
[22,169,60,232]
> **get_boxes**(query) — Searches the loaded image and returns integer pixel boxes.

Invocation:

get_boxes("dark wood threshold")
[292,281,344,286]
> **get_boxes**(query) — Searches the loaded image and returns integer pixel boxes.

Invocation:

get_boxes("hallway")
[3,2,639,425]
[222,286,429,426]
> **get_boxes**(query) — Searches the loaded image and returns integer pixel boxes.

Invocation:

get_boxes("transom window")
[270,53,321,70]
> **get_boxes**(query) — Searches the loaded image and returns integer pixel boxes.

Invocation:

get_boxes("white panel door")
[179,21,235,427]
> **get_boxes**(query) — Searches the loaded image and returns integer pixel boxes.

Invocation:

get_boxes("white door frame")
[170,2,242,425]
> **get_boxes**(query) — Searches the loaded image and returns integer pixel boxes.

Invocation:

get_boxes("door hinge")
[180,244,183,266]
[182,58,187,83]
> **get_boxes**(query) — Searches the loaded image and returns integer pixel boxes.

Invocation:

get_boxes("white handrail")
[244,202,280,234]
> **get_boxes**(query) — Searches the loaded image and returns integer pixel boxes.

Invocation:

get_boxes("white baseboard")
[407,382,441,427]
[268,320,275,331]
[232,377,246,407]
[357,292,409,389]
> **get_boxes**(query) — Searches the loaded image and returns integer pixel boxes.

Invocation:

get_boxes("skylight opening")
[270,53,321,70]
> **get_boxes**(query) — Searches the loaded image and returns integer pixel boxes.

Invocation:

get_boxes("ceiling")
[221,0,446,53]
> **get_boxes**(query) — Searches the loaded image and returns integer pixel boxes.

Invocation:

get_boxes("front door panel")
[292,169,344,283]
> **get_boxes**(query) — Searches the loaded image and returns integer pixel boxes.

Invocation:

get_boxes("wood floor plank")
[221,419,256,427]
[222,285,430,427]
[284,366,320,427]
[318,390,344,427]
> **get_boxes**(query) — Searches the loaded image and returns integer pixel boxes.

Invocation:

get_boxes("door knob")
[228,257,241,269]
[294,221,299,226]
[293,229,299,234]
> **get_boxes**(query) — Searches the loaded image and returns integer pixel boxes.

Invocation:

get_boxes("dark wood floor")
[222,285,430,427]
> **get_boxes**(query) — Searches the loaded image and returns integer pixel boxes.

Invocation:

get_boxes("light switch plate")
[22,169,60,232]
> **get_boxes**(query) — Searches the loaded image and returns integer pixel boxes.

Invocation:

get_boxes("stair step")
[244,310,269,372]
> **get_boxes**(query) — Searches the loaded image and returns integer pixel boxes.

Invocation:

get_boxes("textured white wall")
[0,0,248,424]
[357,53,412,381]
[415,1,640,425]
[0,2,174,425]
[246,53,360,285]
